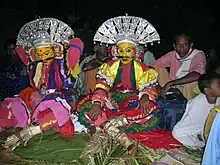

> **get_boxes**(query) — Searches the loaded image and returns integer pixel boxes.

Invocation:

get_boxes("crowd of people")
[0,15,219,164]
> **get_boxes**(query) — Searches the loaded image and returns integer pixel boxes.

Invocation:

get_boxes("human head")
[4,38,17,57]
[35,44,55,61]
[93,15,160,64]
[198,72,220,97]
[173,33,193,58]
[16,18,75,62]
[116,41,136,65]
[33,31,55,61]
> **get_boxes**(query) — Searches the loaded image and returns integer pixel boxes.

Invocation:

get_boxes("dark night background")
[0,0,219,58]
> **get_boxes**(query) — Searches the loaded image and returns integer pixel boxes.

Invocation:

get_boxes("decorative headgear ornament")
[16,18,74,51]
[93,14,160,46]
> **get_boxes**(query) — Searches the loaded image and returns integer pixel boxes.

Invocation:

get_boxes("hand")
[88,103,102,121]
[160,81,174,98]
[139,94,150,114]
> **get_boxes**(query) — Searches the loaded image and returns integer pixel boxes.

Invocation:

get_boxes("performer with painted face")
[0,18,84,149]
[77,15,161,155]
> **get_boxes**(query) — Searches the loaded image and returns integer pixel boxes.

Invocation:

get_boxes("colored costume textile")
[77,15,162,151]
[202,108,220,165]
[0,18,84,149]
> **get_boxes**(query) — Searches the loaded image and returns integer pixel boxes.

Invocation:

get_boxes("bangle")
[93,101,101,105]
[91,94,106,106]
[172,81,176,86]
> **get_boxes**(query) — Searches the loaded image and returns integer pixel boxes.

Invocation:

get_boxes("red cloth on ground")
[60,120,74,137]
[126,129,182,150]
[37,110,74,137]
[0,100,17,130]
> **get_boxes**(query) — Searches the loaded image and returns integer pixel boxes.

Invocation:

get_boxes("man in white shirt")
[172,72,220,149]
[143,50,156,65]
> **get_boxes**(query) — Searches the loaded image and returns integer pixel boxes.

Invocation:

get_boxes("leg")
[182,82,198,100]
[0,97,28,131]
[172,127,205,149]
[0,103,17,131]
[153,67,171,87]
[103,118,138,155]
[108,116,129,128]
[3,125,42,149]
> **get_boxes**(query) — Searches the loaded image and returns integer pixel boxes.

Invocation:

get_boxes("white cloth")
[172,93,220,149]
[70,114,87,133]
[175,49,203,79]
[143,51,156,65]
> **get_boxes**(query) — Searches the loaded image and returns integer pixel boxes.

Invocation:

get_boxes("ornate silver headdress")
[93,15,160,46]
[16,18,74,51]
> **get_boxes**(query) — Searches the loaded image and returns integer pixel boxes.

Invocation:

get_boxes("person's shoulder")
[188,93,206,104]
[193,49,206,58]
[107,59,117,66]
[162,50,176,57]
[134,60,148,69]
[100,59,119,68]
[167,50,176,54]
[145,51,154,56]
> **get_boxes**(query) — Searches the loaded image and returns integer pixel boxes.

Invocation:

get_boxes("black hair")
[173,32,192,45]
[4,38,16,50]
[198,72,220,94]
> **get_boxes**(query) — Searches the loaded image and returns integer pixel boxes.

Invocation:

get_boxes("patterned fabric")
[77,92,162,132]
[95,60,158,93]
[0,38,84,138]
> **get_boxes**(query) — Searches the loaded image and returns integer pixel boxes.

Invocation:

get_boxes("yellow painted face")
[116,42,136,64]
[35,45,55,61]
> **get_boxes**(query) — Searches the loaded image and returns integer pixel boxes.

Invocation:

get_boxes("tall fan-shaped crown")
[16,18,74,51]
[93,15,160,45]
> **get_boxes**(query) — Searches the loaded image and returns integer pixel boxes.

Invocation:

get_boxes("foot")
[87,125,97,136]
[127,141,139,156]
[3,125,41,150]
[0,145,13,162]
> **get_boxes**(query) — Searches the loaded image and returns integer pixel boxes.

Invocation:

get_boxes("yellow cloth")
[96,60,158,92]
[33,63,43,89]
[193,85,201,95]
[68,63,80,79]
[204,106,220,141]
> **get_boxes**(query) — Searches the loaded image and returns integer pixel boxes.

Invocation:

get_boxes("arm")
[91,63,114,106]
[136,63,159,101]
[66,38,84,78]
[170,71,201,85]
[150,51,173,68]
[170,52,206,85]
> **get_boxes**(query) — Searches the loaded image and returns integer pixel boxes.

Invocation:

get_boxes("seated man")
[172,73,220,149]
[0,39,28,100]
[0,18,84,149]
[143,50,156,66]
[77,15,162,155]
[82,44,109,94]
[151,33,206,100]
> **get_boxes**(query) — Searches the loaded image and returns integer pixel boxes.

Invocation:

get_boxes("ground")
[0,130,203,165]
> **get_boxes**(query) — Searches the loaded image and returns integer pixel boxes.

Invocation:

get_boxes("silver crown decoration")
[94,15,160,46]
[16,18,74,51]
[32,31,52,47]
